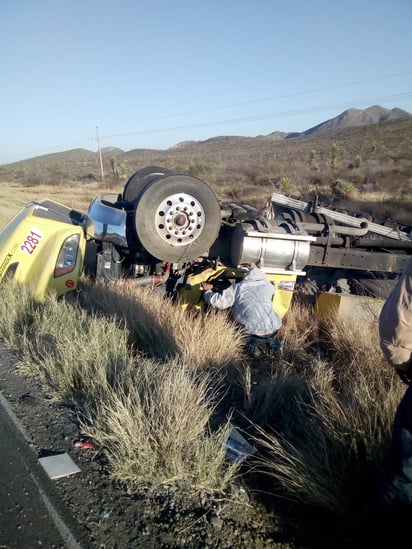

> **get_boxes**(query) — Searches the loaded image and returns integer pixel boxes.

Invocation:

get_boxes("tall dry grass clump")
[249,302,405,518]
[76,279,244,367]
[82,359,239,489]
[0,279,41,349]
[0,279,240,491]
[0,279,135,404]
[278,300,320,360]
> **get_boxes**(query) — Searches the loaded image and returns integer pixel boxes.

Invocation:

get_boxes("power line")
[101,92,412,139]
[100,70,412,128]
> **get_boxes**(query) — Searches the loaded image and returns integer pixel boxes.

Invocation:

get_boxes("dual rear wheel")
[123,167,221,263]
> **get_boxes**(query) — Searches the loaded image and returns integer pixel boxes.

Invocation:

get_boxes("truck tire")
[123,166,172,202]
[133,174,221,263]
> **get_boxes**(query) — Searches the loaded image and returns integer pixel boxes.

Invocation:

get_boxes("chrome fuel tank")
[230,223,315,273]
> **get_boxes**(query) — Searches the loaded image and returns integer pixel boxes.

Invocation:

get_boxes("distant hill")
[298,105,410,137]
[172,135,254,148]
[170,134,273,151]
[1,105,410,169]
[151,105,411,148]
[101,146,124,155]
[0,105,411,197]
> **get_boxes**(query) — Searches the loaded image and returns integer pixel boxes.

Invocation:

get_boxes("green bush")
[331,179,358,199]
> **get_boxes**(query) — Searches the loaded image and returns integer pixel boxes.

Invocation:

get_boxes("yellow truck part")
[179,265,297,318]
[0,201,86,299]
[315,292,384,321]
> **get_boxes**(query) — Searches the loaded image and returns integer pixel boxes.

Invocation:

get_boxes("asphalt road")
[0,388,82,549]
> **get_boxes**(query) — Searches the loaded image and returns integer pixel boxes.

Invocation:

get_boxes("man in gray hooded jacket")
[201,263,282,356]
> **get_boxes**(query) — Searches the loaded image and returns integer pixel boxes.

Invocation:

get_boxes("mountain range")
[1,105,410,168]
[0,103,410,202]
[0,105,411,181]
[170,105,411,149]
[296,105,410,137]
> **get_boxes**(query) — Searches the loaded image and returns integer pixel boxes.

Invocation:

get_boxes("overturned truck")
[0,166,410,317]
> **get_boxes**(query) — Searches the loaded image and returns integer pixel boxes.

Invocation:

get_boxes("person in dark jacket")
[201,263,282,356]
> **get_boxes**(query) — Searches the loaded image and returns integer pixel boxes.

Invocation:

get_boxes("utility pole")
[96,126,104,181]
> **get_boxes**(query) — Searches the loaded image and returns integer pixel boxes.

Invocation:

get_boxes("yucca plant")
[331,178,358,199]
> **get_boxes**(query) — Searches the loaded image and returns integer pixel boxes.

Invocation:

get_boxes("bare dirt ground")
[0,342,300,549]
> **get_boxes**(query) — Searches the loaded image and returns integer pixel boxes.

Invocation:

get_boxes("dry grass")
[249,303,404,519]
[0,279,241,491]
[0,182,36,226]
[0,268,406,534]
[81,359,239,489]
[75,279,244,367]
[0,281,133,404]
[0,180,122,228]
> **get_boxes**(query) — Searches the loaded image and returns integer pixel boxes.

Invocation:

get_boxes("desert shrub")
[224,184,268,208]
[349,172,366,185]
[309,149,319,170]
[349,195,412,225]
[268,162,289,179]
[111,161,128,180]
[329,142,339,170]
[331,178,358,199]
[352,154,362,168]
[24,173,44,186]
[187,160,214,177]
[279,176,293,191]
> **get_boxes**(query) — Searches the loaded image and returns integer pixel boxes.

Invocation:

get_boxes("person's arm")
[201,282,236,310]
[379,258,412,382]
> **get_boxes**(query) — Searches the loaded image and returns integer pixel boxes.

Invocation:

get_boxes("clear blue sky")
[1,0,411,164]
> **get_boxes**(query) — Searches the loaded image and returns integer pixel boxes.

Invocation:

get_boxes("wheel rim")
[154,192,205,246]
[133,174,221,263]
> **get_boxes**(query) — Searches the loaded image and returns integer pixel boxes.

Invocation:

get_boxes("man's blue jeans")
[245,331,281,357]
